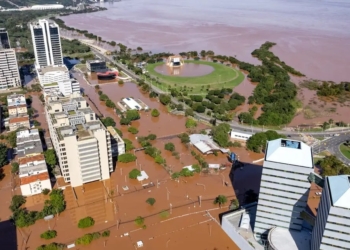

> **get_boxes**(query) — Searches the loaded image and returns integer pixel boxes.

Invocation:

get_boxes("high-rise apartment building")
[30,19,63,68]
[45,92,113,187]
[0,28,21,90]
[254,139,314,240]
[311,175,350,250]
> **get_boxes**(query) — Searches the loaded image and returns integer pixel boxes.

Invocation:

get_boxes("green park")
[145,60,244,94]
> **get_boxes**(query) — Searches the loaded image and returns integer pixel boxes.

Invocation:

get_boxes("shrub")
[118,79,124,85]
[134,216,144,226]
[40,230,57,240]
[129,169,141,179]
[76,233,93,245]
[146,197,156,206]
[95,85,100,90]
[114,127,123,137]
[97,90,103,95]
[120,117,131,125]
[185,108,194,117]
[159,210,169,219]
[164,142,175,152]
[78,217,95,228]
[102,230,111,237]
[9,195,26,212]
[101,117,116,127]
[42,189,50,195]
[178,133,190,144]
[151,109,160,117]
[92,232,101,240]
[159,94,171,105]
[11,162,19,174]
[37,243,66,250]
[99,94,109,101]
[125,110,140,121]
[154,155,165,164]
[128,126,139,134]
[147,134,157,140]
[102,230,110,237]
[185,118,197,128]
[124,139,135,151]
[118,153,137,163]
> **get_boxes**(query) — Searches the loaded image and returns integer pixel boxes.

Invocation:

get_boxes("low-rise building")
[7,93,27,116]
[37,65,80,96]
[19,154,51,196]
[230,131,252,141]
[31,4,64,10]
[8,115,30,131]
[86,60,107,72]
[311,175,350,250]
[45,92,113,187]
[16,129,43,158]
[106,126,125,156]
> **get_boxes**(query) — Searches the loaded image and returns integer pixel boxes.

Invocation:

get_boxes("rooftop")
[327,175,350,209]
[87,59,105,64]
[9,116,29,124]
[267,227,311,250]
[265,139,313,168]
[107,126,124,143]
[20,171,49,185]
[37,65,68,74]
[7,93,26,107]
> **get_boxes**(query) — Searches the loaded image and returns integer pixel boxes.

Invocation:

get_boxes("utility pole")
[209,224,212,236]
[199,196,202,207]
[157,179,159,188]
[117,218,120,230]
[170,203,172,214]
[166,187,170,200]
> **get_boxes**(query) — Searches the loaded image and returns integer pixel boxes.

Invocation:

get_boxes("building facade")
[8,115,30,131]
[311,175,350,250]
[19,154,51,196]
[30,19,63,68]
[254,139,314,240]
[86,60,107,72]
[37,65,80,96]
[0,49,21,90]
[7,93,27,116]
[0,28,10,49]
[45,92,113,187]
[106,126,125,156]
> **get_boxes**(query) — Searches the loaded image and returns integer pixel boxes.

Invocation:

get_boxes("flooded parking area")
[154,63,214,77]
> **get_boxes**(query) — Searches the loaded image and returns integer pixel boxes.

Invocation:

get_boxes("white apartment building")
[45,92,113,187]
[106,126,125,156]
[19,154,51,196]
[254,139,314,240]
[7,93,27,116]
[30,19,63,68]
[0,49,21,90]
[311,175,350,250]
[37,65,80,96]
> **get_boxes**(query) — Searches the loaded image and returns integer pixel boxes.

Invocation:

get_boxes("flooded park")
[154,63,214,77]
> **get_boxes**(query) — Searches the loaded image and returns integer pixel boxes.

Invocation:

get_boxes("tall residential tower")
[254,139,314,240]
[30,19,63,68]
[0,28,21,90]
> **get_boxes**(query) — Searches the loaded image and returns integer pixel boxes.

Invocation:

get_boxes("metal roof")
[265,139,313,168]
[327,175,350,209]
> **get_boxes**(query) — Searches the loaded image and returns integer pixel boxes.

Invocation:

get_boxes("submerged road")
[313,135,350,165]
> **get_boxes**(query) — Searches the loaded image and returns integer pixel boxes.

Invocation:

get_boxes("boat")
[96,71,117,80]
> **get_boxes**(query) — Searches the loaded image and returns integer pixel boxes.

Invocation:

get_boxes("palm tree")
[213,195,227,208]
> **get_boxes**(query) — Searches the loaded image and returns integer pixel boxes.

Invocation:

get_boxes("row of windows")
[321,242,349,249]
[260,192,307,203]
[264,165,310,175]
[263,172,309,184]
[256,214,301,225]
[258,197,306,209]
[258,202,302,214]
[260,183,306,195]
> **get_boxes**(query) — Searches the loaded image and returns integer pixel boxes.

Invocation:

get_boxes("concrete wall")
[221,215,255,250]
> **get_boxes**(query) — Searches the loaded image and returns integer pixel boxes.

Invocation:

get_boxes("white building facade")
[19,154,51,196]
[311,175,350,250]
[31,4,64,10]
[30,19,63,68]
[45,92,113,187]
[254,139,314,240]
[0,49,21,90]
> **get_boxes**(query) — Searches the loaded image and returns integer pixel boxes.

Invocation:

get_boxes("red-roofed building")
[19,154,51,196]
[8,115,30,131]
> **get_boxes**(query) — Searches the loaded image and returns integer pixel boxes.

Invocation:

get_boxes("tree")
[151,109,160,117]
[105,99,116,108]
[164,142,175,152]
[213,195,228,208]
[125,110,140,121]
[42,188,50,195]
[114,127,123,137]
[78,217,95,228]
[134,216,144,226]
[40,230,57,240]
[118,79,124,85]
[185,118,197,128]
[9,195,26,212]
[120,117,131,125]
[128,126,139,134]
[229,199,240,210]
[37,243,66,250]
[211,123,231,147]
[159,94,171,105]
[320,155,350,177]
[0,144,8,167]
[124,139,135,151]
[246,130,285,153]
[95,85,100,90]
[101,117,116,127]
[146,197,156,206]
[27,107,35,117]
[154,155,165,164]
[11,162,19,174]
[178,133,190,144]
[185,108,194,117]
[44,189,65,215]
[99,94,109,101]
[33,120,41,127]
[129,169,141,179]
[147,134,157,140]
[44,149,57,167]
[118,153,137,163]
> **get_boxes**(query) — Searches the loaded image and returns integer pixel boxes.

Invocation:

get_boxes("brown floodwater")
[154,63,214,77]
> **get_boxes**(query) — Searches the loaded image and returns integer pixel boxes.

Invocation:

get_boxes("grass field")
[340,144,350,159]
[146,60,244,94]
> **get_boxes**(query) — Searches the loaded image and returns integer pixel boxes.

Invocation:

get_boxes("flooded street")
[154,63,214,77]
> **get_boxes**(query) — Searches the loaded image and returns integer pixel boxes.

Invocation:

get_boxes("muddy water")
[62,0,350,82]
[154,63,214,77]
